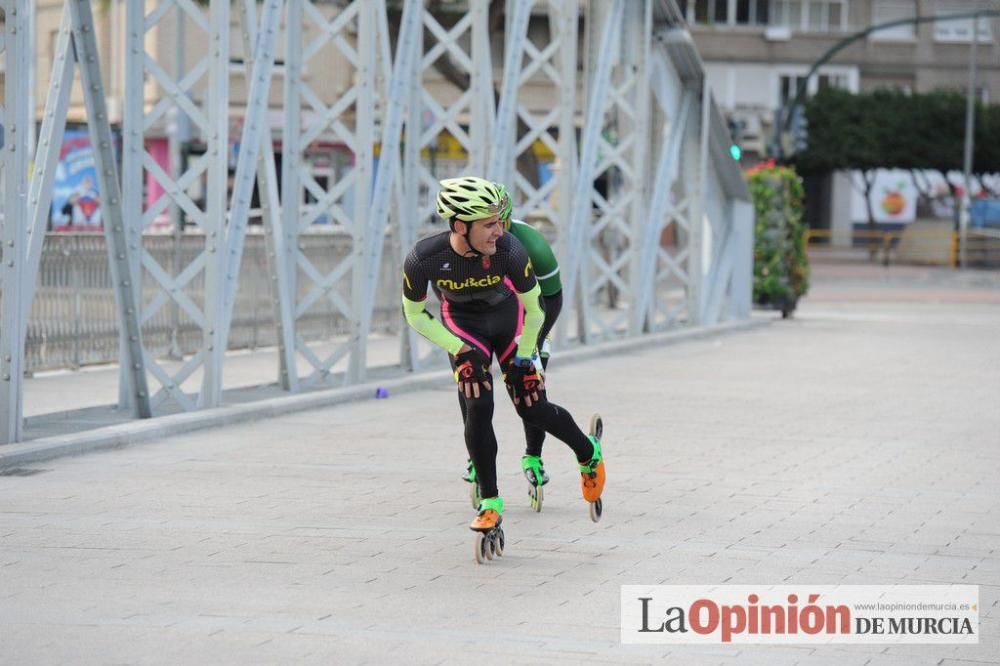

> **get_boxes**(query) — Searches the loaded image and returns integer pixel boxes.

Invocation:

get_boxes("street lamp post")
[960,7,981,269]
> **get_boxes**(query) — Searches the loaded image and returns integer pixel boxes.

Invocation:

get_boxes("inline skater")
[401,177,606,562]
[460,183,563,512]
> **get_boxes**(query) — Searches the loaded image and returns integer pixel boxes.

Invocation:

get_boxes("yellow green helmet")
[494,182,513,231]
[436,177,508,229]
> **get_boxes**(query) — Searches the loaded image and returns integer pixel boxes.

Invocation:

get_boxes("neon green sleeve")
[515,283,545,359]
[402,295,465,355]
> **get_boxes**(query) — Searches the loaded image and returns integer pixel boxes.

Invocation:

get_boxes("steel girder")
[68,0,151,418]
[696,93,751,326]
[365,0,423,372]
[0,0,150,443]
[203,0,284,405]
[236,0,298,392]
[122,0,232,413]
[392,1,497,373]
[0,0,32,443]
[281,0,388,388]
[488,0,578,242]
[560,0,654,345]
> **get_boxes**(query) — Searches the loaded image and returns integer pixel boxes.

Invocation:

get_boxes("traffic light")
[727,117,744,162]
[789,105,808,153]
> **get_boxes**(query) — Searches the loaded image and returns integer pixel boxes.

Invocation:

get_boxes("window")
[681,0,770,26]
[817,73,848,93]
[778,67,857,107]
[933,1,993,43]
[780,74,809,105]
[871,0,916,40]
[736,0,770,24]
[769,0,847,33]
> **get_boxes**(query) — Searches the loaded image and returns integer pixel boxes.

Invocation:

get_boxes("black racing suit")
[402,231,592,500]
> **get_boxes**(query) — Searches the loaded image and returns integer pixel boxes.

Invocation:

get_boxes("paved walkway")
[1,262,999,664]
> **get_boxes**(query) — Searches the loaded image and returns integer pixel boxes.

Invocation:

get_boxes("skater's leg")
[457,390,477,482]
[522,420,545,457]
[522,292,559,457]
[504,383,593,463]
[462,390,500,499]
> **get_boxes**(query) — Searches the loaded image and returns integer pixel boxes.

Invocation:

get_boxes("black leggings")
[458,290,563,457]
[443,293,591,500]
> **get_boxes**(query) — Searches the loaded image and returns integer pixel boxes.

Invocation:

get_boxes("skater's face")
[463,214,504,256]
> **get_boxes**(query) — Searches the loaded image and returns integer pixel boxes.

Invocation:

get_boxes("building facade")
[681,0,1000,157]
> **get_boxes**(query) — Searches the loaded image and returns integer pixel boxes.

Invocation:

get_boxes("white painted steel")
[0,0,755,440]
[237,0,298,392]
[0,0,32,443]
[68,0,151,418]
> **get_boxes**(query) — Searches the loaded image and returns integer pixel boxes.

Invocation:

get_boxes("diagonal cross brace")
[216,0,283,354]
[68,0,151,417]
[560,0,624,344]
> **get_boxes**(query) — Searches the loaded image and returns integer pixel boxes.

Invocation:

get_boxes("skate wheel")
[474,532,487,564]
[494,528,505,557]
[532,485,543,512]
[589,497,603,523]
[589,413,603,440]
[485,532,496,560]
[470,483,481,510]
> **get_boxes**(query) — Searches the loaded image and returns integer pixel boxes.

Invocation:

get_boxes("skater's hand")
[455,346,491,399]
[506,358,543,407]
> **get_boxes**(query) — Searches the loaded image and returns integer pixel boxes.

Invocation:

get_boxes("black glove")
[505,357,543,402]
[455,348,490,393]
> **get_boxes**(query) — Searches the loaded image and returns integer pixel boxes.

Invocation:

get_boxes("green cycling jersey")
[507,219,561,297]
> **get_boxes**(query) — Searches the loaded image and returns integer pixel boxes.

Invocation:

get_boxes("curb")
[0,319,768,469]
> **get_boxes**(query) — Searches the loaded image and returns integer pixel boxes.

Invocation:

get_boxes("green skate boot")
[462,458,481,510]
[521,455,549,512]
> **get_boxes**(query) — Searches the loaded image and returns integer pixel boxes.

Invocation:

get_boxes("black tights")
[457,290,561,459]
[457,353,550,458]
[461,385,593,499]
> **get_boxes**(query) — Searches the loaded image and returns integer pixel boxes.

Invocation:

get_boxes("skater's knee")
[464,392,494,421]
[514,392,548,421]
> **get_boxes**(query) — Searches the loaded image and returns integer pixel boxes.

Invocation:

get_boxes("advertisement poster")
[51,130,106,232]
[850,169,918,224]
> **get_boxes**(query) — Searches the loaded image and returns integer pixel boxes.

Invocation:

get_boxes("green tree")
[795,88,1000,233]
